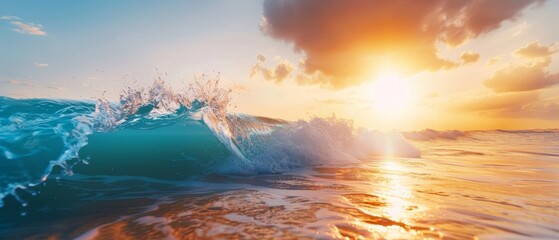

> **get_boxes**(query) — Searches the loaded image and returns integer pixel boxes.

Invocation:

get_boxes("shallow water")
[1,130,558,239]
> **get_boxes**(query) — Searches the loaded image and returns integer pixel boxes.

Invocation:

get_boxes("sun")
[369,72,414,120]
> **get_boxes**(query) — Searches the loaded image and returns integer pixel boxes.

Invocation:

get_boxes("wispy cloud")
[455,91,539,112]
[512,21,529,37]
[34,63,49,68]
[10,21,47,35]
[453,91,559,120]
[1,77,65,91]
[0,78,39,88]
[0,15,21,20]
[1,15,47,36]
[486,56,502,66]
[47,86,65,91]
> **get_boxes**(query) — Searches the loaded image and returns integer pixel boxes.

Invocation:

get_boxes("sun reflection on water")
[381,160,413,222]
[333,159,445,239]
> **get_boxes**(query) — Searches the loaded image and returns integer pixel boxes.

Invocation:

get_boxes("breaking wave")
[0,75,419,207]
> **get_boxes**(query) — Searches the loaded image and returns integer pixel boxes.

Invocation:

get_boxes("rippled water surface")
[1,131,558,239]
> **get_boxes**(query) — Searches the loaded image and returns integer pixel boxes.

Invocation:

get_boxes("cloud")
[456,91,539,112]
[455,91,558,120]
[261,0,543,88]
[47,86,65,91]
[34,63,49,68]
[9,21,47,36]
[496,95,559,120]
[10,79,38,87]
[514,41,557,58]
[512,21,528,36]
[250,54,293,84]
[484,64,559,92]
[295,71,331,86]
[0,77,39,87]
[1,16,46,36]
[486,56,502,66]
[0,16,21,20]
[460,51,480,64]
[464,41,559,121]
[484,42,559,92]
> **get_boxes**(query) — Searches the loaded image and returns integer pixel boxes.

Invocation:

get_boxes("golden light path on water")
[336,158,444,240]
[382,138,414,223]
[382,161,413,222]
[327,135,450,239]
[325,136,446,239]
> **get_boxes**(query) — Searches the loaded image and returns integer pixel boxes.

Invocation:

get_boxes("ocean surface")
[1,79,558,239]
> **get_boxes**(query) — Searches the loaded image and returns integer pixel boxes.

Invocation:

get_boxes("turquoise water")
[1,80,558,239]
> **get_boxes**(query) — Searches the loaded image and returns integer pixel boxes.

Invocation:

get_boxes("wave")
[403,128,559,142]
[403,129,467,141]
[492,129,559,134]
[0,75,419,207]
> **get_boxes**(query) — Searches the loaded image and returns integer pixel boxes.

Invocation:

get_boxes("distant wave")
[0,75,419,207]
[403,128,559,141]
[493,129,559,134]
[402,129,467,141]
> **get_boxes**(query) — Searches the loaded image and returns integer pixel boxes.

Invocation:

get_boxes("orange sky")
[243,0,558,130]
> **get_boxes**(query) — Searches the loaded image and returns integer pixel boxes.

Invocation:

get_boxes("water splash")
[0,75,239,207]
[0,74,420,207]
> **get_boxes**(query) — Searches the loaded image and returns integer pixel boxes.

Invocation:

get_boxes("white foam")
[222,116,421,174]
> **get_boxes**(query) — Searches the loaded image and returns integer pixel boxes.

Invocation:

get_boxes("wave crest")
[0,75,421,207]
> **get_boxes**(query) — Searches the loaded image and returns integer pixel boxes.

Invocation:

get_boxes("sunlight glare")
[369,72,414,120]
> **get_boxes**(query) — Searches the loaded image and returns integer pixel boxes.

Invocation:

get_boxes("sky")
[1,0,558,131]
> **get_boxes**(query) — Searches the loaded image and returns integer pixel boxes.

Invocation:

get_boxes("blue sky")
[1,1,294,98]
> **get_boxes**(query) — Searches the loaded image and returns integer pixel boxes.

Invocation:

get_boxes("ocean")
[1,79,558,239]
